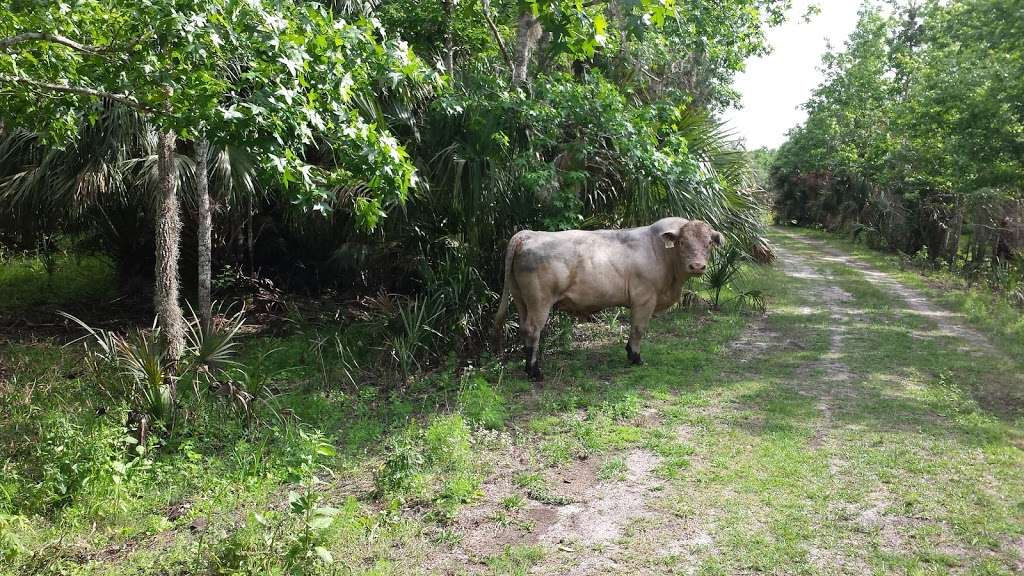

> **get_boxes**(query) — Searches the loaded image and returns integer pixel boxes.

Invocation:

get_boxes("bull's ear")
[712,232,724,246]
[661,231,677,249]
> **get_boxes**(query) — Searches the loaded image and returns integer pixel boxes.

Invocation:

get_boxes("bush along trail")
[3,227,1024,575]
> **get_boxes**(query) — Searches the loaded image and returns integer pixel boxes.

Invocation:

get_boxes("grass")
[0,251,116,312]
[2,232,1024,574]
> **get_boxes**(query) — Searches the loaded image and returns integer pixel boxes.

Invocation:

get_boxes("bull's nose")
[689,263,707,273]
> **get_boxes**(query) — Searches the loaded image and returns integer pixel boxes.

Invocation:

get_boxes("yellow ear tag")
[663,239,675,249]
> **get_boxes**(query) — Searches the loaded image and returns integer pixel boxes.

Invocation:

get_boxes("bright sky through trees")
[722,0,862,149]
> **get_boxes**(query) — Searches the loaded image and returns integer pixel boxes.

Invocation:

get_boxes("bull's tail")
[494,233,523,350]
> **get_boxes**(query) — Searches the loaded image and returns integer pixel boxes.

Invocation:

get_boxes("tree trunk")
[155,130,185,363]
[946,197,962,269]
[247,196,255,275]
[196,138,212,331]
[442,0,455,74]
[512,10,542,85]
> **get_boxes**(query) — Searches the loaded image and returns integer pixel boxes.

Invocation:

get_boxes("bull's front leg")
[626,297,656,365]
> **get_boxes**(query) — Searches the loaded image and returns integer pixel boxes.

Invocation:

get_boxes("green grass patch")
[0,252,116,312]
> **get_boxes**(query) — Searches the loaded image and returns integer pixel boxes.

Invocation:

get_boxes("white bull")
[494,217,723,380]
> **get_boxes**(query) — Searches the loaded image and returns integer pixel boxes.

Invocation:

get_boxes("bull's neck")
[656,237,689,295]
[667,258,688,295]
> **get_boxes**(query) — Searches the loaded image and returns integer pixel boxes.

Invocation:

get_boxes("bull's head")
[662,220,724,275]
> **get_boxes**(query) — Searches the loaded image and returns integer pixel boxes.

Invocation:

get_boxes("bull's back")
[512,229,647,312]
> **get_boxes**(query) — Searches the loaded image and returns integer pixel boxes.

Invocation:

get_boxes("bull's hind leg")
[506,287,527,359]
[521,303,552,381]
[626,296,656,365]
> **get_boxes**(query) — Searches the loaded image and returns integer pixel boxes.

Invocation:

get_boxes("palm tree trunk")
[512,10,541,85]
[196,138,212,330]
[155,130,185,363]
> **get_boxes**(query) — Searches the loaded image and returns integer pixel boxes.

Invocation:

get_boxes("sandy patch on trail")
[533,447,720,576]
[428,448,665,573]
[537,450,662,547]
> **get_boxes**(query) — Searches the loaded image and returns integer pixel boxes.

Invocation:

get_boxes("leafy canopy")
[1,0,440,227]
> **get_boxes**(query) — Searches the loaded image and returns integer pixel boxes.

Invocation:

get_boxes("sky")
[721,0,864,150]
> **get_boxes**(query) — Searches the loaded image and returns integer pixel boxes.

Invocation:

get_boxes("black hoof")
[525,365,544,382]
[626,344,643,365]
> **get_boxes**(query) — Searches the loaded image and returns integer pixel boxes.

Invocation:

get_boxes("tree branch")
[480,0,513,72]
[0,32,105,54]
[0,75,151,112]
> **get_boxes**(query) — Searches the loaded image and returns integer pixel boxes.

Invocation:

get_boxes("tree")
[772,0,1024,264]
[1,0,434,361]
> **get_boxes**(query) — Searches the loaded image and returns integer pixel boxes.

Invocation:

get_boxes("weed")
[435,472,481,521]
[284,489,340,565]
[184,303,246,376]
[284,427,337,482]
[63,307,251,435]
[501,494,526,511]
[486,544,544,576]
[25,413,141,514]
[375,431,427,498]
[599,394,642,421]
[210,491,349,574]
[432,526,464,546]
[731,288,768,314]
[220,348,296,423]
[549,312,576,352]
[386,295,444,382]
[459,375,507,429]
[374,416,481,521]
[537,411,611,465]
[697,245,768,313]
[65,313,178,434]
[703,245,747,310]
[424,415,472,470]
[0,514,28,561]
[418,252,497,354]
[489,507,535,531]
[597,456,627,481]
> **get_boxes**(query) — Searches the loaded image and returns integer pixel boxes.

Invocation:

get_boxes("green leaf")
[313,546,333,563]
[308,507,337,529]
[593,13,607,45]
